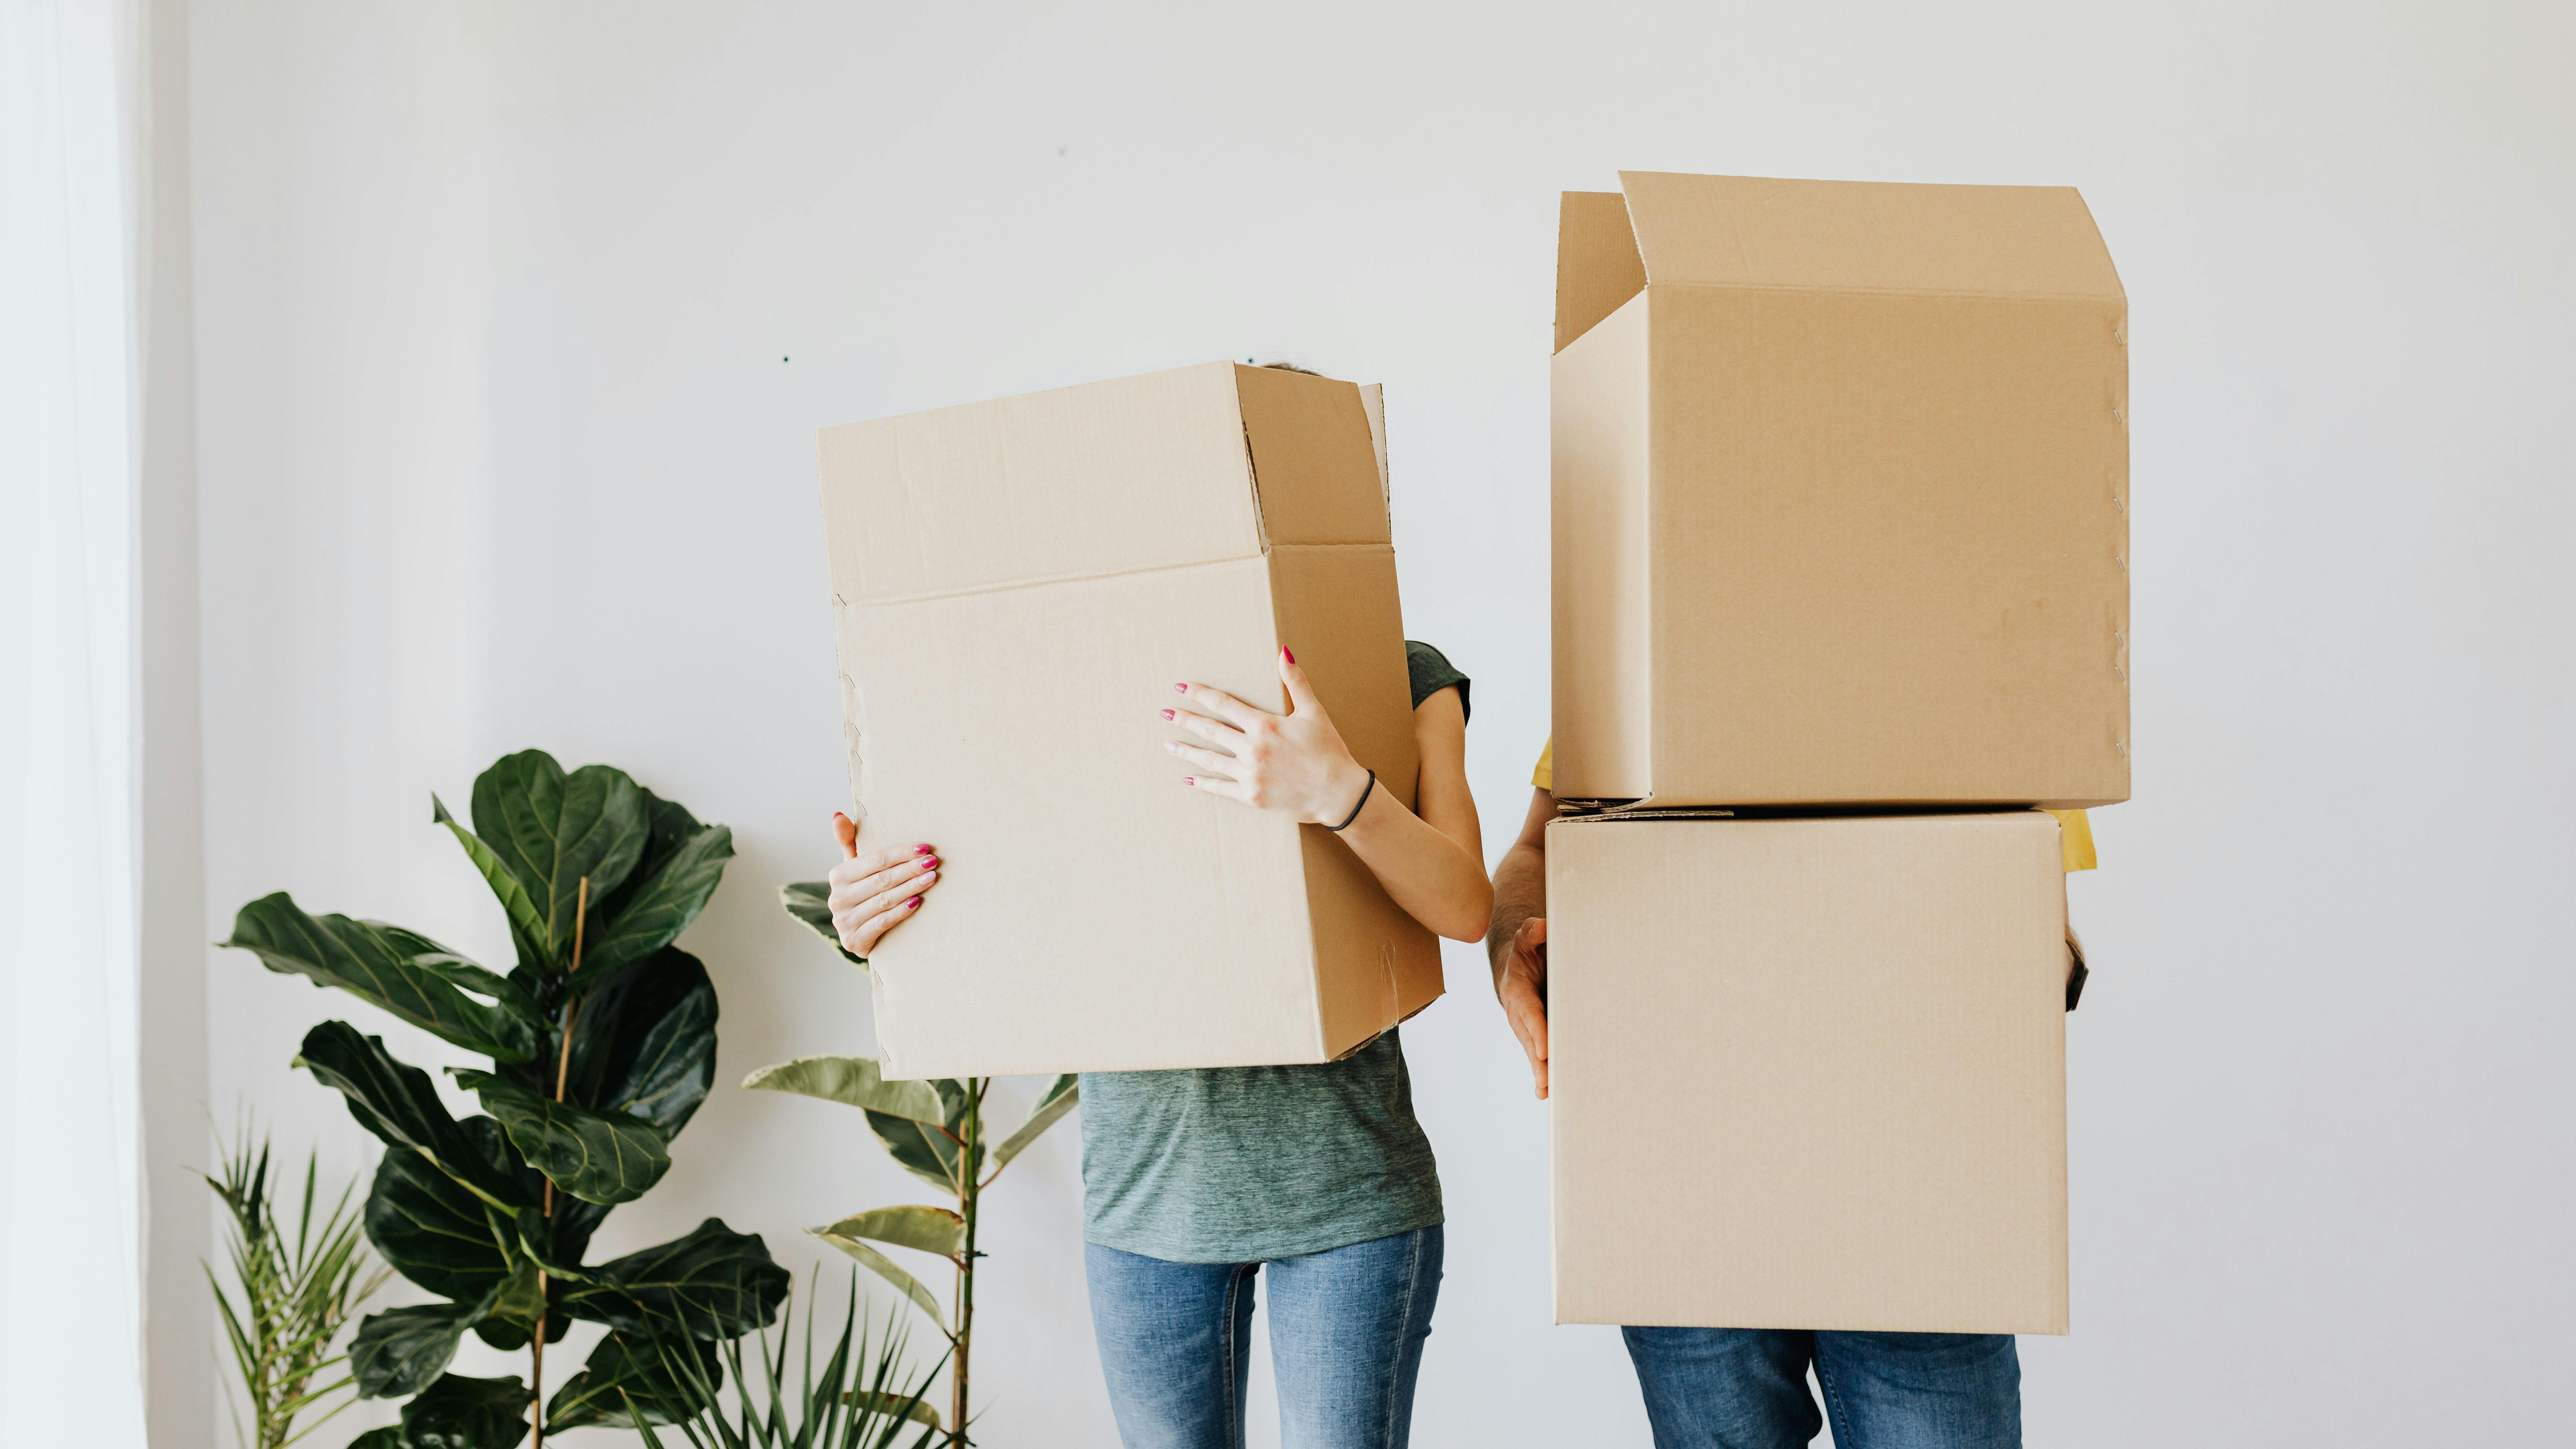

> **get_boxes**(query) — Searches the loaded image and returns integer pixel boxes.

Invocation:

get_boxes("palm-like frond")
[628,1272,947,1449]
[202,1116,388,1449]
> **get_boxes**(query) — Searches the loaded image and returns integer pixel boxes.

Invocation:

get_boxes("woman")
[824,639,1488,1449]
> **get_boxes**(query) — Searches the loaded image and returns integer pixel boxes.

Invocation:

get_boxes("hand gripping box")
[816,362,1441,1080]
[1548,809,2070,1334]
[1552,172,2131,809]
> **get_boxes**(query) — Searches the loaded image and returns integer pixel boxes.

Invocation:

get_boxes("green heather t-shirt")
[1078,641,1469,1263]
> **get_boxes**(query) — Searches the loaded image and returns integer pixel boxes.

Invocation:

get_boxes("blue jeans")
[1623,1327,2021,1449]
[1084,1226,1443,1449]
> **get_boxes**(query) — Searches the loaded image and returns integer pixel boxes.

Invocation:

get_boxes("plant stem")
[532,875,591,1449]
[951,1077,989,1448]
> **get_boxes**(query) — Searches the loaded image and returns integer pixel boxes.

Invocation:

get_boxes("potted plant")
[222,749,789,1448]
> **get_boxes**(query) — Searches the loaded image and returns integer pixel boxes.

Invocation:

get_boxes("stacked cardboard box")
[1547,173,2129,1334]
[816,362,1439,1080]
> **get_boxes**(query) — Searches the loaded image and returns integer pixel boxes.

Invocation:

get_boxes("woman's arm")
[1166,649,1494,943]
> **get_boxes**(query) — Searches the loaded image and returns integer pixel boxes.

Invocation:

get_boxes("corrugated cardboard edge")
[1359,382,1390,514]
[1556,191,1648,353]
[1238,369,1441,1059]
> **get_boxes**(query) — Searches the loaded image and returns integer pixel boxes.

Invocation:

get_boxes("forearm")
[1339,785,1493,942]
[1487,841,1547,983]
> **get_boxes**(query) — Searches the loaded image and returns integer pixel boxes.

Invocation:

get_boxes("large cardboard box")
[816,362,1442,1080]
[1548,809,2069,1333]
[1552,172,2131,809]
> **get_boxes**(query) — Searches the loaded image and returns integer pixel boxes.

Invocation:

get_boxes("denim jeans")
[1084,1226,1443,1449]
[1622,1327,2021,1449]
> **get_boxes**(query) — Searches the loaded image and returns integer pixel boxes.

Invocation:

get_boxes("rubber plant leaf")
[542,1330,718,1433]
[583,792,734,977]
[361,1121,516,1304]
[350,1292,496,1400]
[562,947,719,1136]
[847,1390,944,1430]
[227,896,540,1063]
[740,1055,944,1125]
[816,1205,966,1259]
[397,1372,532,1449]
[987,1073,1080,1175]
[468,751,649,966]
[812,1232,946,1332]
[557,1217,790,1341]
[452,1069,671,1206]
[780,880,868,966]
[431,793,550,971]
[294,1022,524,1209]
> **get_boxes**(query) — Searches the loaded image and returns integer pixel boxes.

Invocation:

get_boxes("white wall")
[186,2,2574,1445]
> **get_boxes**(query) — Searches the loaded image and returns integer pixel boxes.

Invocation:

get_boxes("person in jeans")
[1485,739,2095,1449]
[823,640,1489,1449]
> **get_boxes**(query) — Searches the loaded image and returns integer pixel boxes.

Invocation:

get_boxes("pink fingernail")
[914,844,933,854]
[1281,647,1295,664]
[1160,708,1175,721]
[1183,777,1195,786]
[906,895,922,909]
[1173,682,1188,693]
[923,856,941,870]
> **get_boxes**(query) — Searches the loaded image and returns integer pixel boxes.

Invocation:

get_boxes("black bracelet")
[1328,769,1377,831]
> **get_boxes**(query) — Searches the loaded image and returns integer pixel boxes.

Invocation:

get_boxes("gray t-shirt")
[1079,642,1469,1263]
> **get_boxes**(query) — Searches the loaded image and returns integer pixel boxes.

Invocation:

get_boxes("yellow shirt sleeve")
[1533,737,1553,792]
[2047,808,2097,873]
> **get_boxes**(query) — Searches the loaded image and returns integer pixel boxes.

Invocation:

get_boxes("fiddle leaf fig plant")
[224,749,790,1449]
[744,884,1081,1447]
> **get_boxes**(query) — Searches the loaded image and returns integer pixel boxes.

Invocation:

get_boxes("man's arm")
[1485,787,1557,1099]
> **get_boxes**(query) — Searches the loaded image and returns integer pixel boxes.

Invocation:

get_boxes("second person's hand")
[1497,915,1550,1099]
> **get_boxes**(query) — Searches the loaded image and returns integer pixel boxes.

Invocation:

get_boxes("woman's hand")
[825,811,941,957]
[1165,649,1374,825]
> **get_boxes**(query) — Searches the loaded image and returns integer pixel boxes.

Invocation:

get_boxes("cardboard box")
[1552,172,2131,808]
[816,362,1441,1079]
[1548,809,2068,1334]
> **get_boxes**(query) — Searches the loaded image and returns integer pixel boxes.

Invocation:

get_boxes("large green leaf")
[583,792,733,976]
[564,947,718,1135]
[351,1298,486,1399]
[348,1429,409,1449]
[818,1206,965,1259]
[509,1208,592,1283]
[399,1373,531,1449]
[453,1070,670,1206]
[364,1122,515,1303]
[988,1073,1079,1175]
[813,1233,946,1332]
[469,751,648,964]
[481,1258,550,1341]
[542,1331,716,1433]
[229,897,540,1063]
[432,794,550,971]
[741,1055,945,1125]
[559,1218,789,1341]
[780,880,867,966]
[866,1079,974,1194]
[297,1023,526,1208]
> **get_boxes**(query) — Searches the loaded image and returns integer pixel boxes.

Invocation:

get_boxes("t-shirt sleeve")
[1533,736,1553,792]
[1404,640,1470,720]
[2046,808,2098,873]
